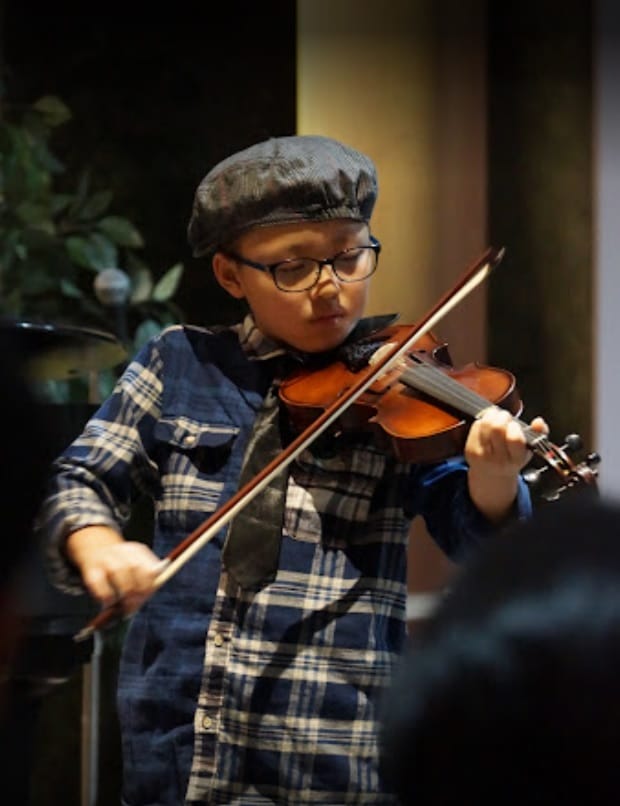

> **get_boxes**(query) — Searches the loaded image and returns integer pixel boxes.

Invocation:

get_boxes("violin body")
[280,327,523,463]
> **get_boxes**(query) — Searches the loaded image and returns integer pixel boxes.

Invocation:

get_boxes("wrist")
[64,525,123,568]
[467,469,519,525]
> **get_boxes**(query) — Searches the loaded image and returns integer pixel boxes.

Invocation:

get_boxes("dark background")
[486,0,592,445]
[1,0,297,327]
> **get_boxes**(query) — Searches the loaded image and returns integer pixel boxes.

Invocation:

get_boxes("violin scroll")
[522,431,601,501]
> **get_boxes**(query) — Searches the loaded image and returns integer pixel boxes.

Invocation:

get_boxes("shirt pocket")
[153,416,240,528]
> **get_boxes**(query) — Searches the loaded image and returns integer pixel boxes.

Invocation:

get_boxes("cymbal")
[0,321,128,380]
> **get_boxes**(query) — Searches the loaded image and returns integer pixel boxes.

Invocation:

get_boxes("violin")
[280,327,520,463]
[280,324,600,501]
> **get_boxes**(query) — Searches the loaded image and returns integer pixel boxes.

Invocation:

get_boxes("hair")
[380,495,620,805]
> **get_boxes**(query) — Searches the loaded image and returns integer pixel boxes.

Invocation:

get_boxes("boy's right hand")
[65,525,163,614]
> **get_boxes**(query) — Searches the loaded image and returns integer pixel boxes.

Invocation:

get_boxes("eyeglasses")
[222,236,381,293]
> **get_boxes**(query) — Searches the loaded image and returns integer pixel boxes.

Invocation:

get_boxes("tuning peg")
[562,433,583,453]
[586,452,602,467]
[523,465,565,502]
[522,466,548,488]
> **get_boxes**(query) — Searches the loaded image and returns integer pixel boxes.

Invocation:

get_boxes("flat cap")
[187,134,378,258]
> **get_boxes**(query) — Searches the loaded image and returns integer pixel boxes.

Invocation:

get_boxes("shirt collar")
[232,311,401,366]
[233,314,288,362]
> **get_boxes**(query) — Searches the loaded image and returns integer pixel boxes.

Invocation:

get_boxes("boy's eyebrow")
[253,235,372,262]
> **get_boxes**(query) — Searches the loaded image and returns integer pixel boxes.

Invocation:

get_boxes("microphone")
[93,268,131,346]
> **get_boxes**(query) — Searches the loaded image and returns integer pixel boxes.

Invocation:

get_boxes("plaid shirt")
[43,316,531,805]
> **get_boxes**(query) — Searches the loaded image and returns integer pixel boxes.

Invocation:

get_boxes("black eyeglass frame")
[221,236,382,293]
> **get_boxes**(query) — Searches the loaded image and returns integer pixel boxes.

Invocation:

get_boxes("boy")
[42,135,545,804]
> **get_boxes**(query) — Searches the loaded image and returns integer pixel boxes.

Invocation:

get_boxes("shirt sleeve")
[40,337,164,593]
[404,457,532,561]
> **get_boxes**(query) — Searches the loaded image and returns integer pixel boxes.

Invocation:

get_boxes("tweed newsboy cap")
[187,134,378,258]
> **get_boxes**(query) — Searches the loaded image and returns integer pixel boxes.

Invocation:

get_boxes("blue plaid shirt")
[43,316,531,805]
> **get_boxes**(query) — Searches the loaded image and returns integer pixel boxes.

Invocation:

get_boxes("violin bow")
[74,245,504,641]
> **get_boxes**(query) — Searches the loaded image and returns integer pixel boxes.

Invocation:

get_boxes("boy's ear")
[212,252,246,299]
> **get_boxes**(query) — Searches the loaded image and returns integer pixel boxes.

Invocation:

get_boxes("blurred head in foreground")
[380,495,620,805]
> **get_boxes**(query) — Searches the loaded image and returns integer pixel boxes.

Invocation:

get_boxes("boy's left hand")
[465,407,548,523]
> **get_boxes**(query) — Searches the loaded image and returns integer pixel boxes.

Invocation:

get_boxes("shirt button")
[202,715,213,730]
[183,435,194,446]
[213,633,224,647]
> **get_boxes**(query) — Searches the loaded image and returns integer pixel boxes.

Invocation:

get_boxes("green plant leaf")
[2,126,51,201]
[79,190,113,220]
[65,233,118,270]
[0,94,184,337]
[50,194,73,215]
[32,95,72,128]
[156,310,178,327]
[33,140,65,175]
[152,263,184,301]
[96,368,119,401]
[69,170,92,218]
[129,266,154,303]
[16,201,55,233]
[133,318,165,350]
[98,216,144,248]
[60,278,83,298]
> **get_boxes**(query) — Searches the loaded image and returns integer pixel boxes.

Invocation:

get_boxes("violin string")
[398,361,558,458]
[399,362,500,417]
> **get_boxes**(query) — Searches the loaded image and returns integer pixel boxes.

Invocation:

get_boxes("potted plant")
[0,93,184,399]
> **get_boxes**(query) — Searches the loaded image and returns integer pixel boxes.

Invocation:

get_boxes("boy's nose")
[313,263,341,295]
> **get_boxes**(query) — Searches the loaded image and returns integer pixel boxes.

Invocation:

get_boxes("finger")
[127,556,162,592]
[481,409,521,458]
[81,567,122,606]
[101,545,161,594]
[504,419,533,465]
[529,415,549,434]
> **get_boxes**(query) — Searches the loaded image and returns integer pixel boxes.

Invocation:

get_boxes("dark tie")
[221,364,289,590]
[221,315,399,590]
